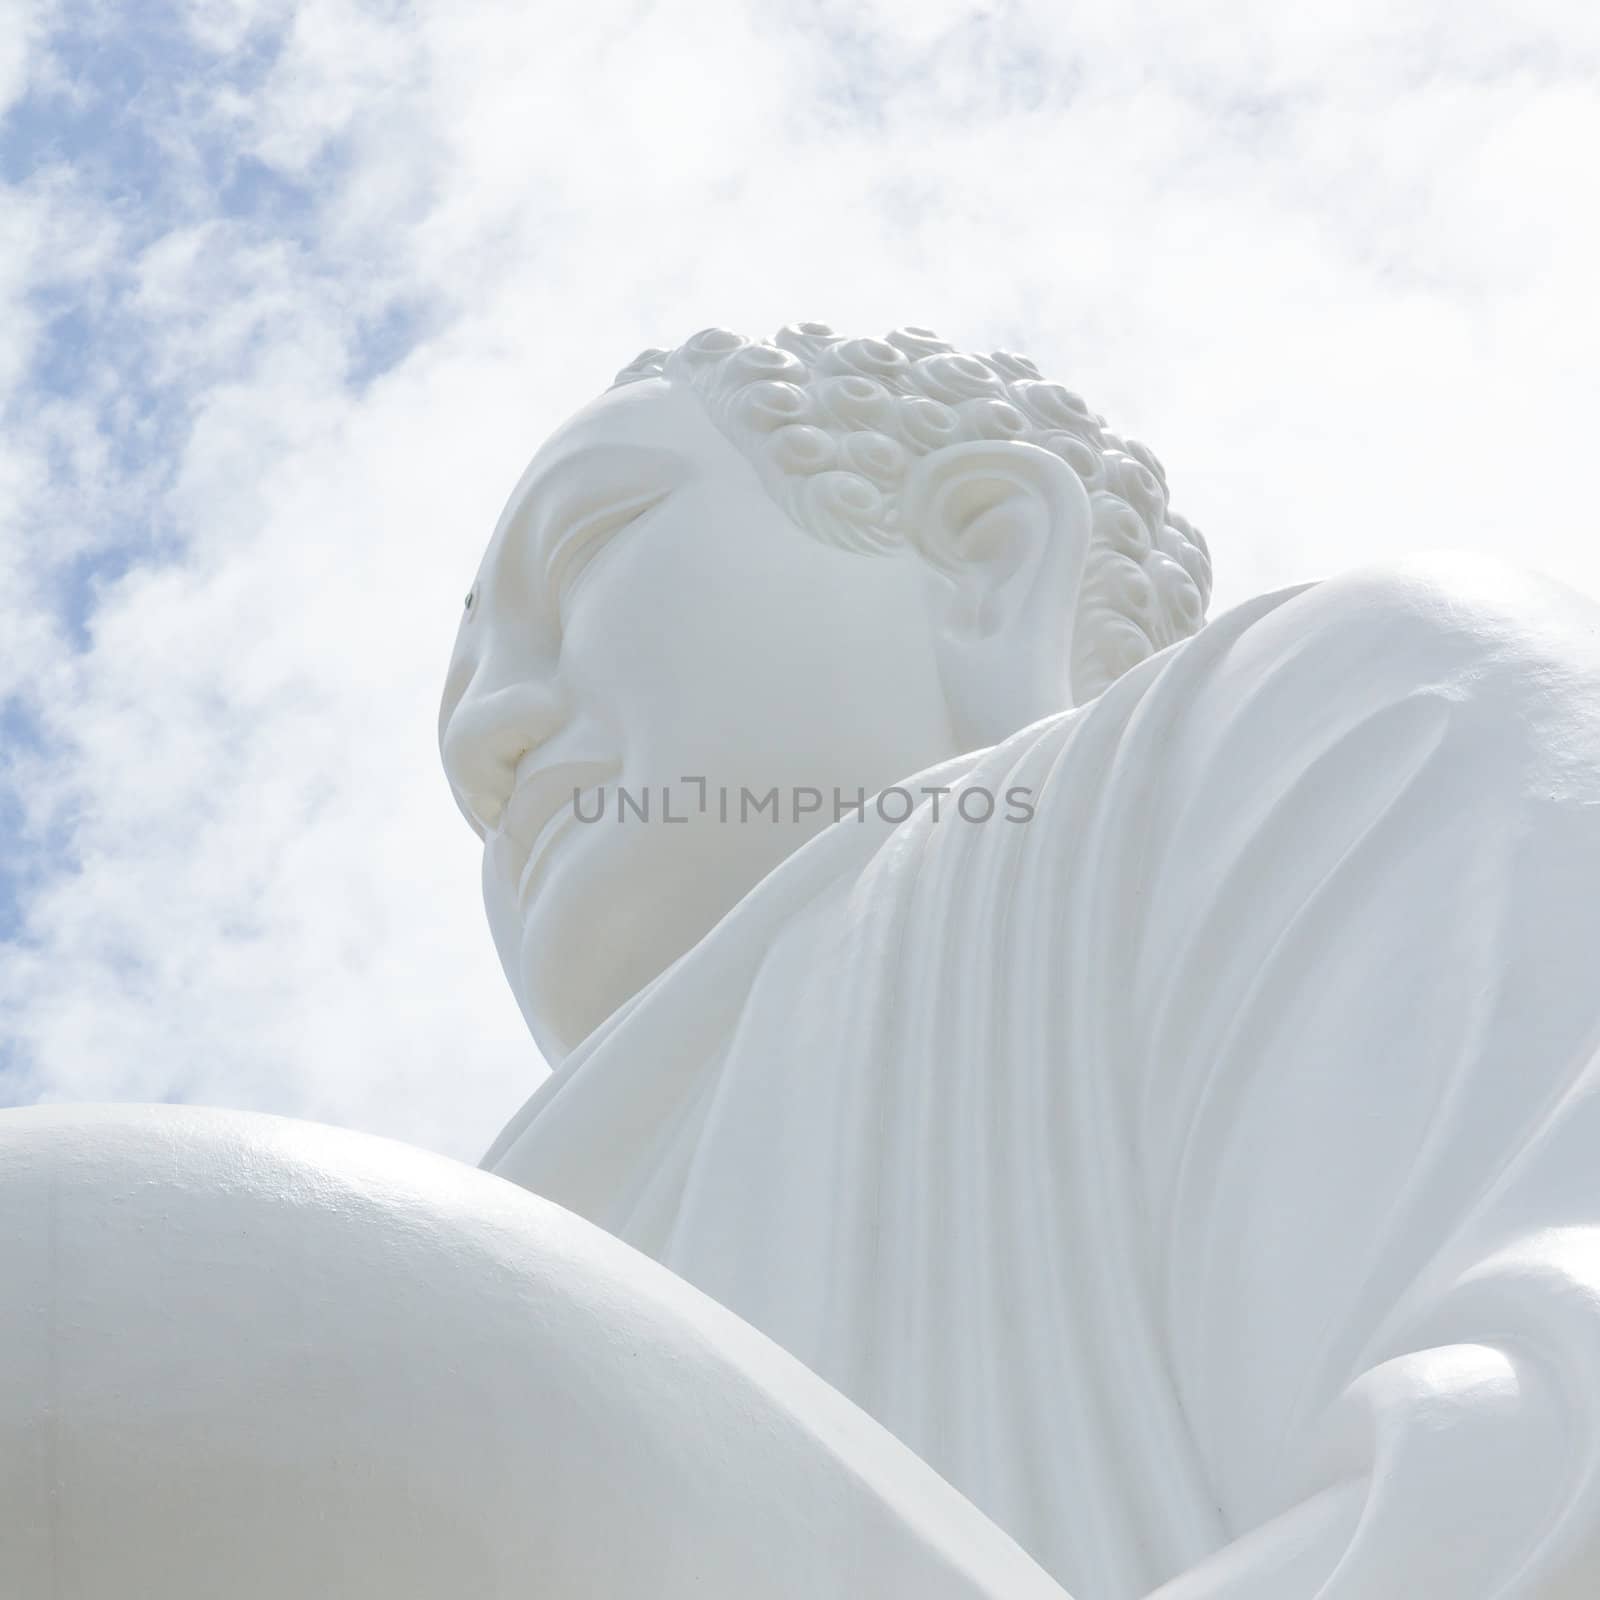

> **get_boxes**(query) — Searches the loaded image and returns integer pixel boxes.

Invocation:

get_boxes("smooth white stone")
[0,1103,1065,1599]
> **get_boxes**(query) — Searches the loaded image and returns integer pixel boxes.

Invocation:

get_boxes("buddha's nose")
[440,659,567,837]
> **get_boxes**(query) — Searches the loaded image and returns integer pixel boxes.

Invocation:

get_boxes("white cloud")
[3,0,1598,1159]
[0,0,48,121]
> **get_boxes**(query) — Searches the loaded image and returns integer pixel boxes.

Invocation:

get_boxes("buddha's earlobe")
[903,441,1093,750]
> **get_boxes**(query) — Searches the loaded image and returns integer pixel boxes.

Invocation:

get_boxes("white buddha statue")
[445,325,1600,1597]
[6,321,1600,1600]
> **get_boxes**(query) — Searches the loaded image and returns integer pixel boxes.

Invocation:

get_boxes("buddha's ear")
[902,441,1093,749]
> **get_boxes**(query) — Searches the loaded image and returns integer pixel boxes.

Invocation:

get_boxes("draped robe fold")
[487,556,1600,1599]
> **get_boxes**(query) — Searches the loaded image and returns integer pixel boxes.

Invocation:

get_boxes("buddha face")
[440,379,959,1062]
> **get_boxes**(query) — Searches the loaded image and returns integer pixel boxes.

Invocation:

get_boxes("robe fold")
[487,556,1600,1599]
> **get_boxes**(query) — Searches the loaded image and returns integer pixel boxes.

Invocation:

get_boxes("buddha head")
[439,324,1212,1062]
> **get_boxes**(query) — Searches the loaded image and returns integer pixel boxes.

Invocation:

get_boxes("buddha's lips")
[498,757,620,907]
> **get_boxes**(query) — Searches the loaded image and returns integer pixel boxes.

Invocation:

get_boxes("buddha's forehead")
[516,377,734,497]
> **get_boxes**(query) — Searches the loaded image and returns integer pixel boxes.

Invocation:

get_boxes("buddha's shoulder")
[1206,554,1600,692]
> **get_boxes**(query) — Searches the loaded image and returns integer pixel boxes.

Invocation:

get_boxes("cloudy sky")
[2,0,1596,1161]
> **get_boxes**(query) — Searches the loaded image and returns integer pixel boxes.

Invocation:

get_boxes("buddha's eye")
[547,491,667,616]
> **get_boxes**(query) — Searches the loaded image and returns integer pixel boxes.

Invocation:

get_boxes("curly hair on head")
[612,323,1213,702]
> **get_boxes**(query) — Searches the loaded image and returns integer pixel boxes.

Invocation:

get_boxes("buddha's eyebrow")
[499,444,675,576]
[498,443,681,592]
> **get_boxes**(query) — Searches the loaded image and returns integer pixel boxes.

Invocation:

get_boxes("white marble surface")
[0,1103,1063,1598]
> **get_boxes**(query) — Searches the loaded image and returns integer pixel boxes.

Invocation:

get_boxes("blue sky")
[2,0,1597,1157]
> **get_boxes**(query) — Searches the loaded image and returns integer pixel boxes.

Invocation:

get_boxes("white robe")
[487,556,1600,1599]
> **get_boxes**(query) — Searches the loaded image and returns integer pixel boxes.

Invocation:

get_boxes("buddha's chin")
[516,824,773,1065]
[515,845,703,1065]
